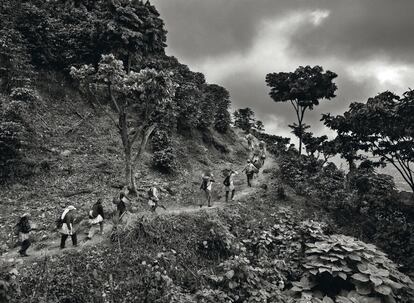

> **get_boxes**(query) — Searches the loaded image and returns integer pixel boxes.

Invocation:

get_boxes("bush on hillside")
[152,147,178,173]
[0,92,36,182]
[200,255,287,303]
[349,169,396,205]
[10,87,38,104]
[279,152,414,275]
[292,234,414,303]
[151,130,178,173]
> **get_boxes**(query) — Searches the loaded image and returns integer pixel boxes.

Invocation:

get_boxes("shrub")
[202,255,287,303]
[151,130,171,151]
[349,170,396,205]
[151,130,178,173]
[292,234,414,302]
[152,147,177,173]
[10,87,38,103]
[0,279,9,303]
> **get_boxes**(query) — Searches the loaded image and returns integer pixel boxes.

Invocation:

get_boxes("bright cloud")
[190,9,332,83]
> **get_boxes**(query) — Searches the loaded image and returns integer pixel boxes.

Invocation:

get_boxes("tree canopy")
[266,65,337,155]
[71,54,176,190]
[323,90,414,192]
[233,107,264,133]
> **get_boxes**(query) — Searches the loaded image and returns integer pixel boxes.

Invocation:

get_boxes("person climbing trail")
[242,160,257,187]
[114,192,130,222]
[148,182,166,212]
[200,172,215,207]
[259,140,267,165]
[224,170,238,202]
[59,205,77,249]
[251,150,262,171]
[245,133,255,152]
[86,199,104,240]
[14,213,32,257]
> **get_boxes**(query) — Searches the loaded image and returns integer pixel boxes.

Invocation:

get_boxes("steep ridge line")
[1,156,278,266]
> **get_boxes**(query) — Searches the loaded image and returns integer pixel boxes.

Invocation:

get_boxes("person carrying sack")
[59,205,77,249]
[259,141,267,164]
[148,182,166,212]
[113,191,131,223]
[200,172,215,207]
[224,170,238,202]
[14,213,32,257]
[245,133,255,151]
[86,199,105,240]
[242,160,257,187]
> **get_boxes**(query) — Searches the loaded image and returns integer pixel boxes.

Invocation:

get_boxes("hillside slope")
[0,77,248,254]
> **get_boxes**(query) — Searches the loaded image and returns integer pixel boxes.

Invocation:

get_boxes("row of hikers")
[13,140,267,257]
[200,140,267,207]
[12,187,159,257]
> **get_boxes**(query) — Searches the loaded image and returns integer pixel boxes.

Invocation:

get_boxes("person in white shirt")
[148,182,166,212]
[224,170,238,202]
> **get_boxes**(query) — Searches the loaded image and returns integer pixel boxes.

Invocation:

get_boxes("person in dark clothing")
[87,199,105,240]
[118,193,128,217]
[59,205,77,249]
[15,213,32,257]
[242,160,257,187]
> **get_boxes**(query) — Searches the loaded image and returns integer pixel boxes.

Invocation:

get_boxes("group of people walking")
[13,182,165,256]
[13,135,266,257]
[199,136,267,207]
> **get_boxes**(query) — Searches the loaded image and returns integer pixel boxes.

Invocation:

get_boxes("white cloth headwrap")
[61,205,76,220]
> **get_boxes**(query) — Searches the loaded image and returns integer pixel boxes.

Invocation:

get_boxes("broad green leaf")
[374,284,392,296]
[352,273,370,282]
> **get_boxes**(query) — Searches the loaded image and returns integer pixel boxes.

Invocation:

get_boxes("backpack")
[200,177,209,190]
[56,217,63,229]
[223,175,230,186]
[148,188,154,198]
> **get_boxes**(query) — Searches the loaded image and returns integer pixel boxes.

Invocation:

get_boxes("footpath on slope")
[0,155,278,267]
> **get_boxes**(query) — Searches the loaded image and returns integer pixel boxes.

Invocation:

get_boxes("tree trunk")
[125,151,133,190]
[127,125,157,194]
[298,133,303,157]
[118,110,134,191]
[134,124,157,164]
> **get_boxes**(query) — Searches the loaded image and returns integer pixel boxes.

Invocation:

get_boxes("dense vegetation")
[0,0,232,185]
[1,1,413,303]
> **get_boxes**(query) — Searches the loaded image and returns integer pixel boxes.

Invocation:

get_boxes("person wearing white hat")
[14,213,32,257]
[60,205,77,249]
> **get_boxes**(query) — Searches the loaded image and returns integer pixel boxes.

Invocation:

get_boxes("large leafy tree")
[12,0,166,69]
[323,90,414,192]
[233,107,256,133]
[266,65,337,155]
[0,2,34,91]
[94,0,167,72]
[201,84,231,133]
[71,54,176,191]
[302,131,328,158]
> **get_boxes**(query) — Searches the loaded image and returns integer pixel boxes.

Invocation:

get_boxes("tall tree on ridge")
[266,65,337,155]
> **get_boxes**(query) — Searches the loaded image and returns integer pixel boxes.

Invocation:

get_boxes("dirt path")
[1,155,278,267]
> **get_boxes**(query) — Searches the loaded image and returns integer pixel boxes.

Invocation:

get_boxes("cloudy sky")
[152,0,414,142]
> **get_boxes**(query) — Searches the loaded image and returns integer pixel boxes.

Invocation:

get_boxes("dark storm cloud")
[151,0,414,140]
[290,0,414,64]
[152,0,321,61]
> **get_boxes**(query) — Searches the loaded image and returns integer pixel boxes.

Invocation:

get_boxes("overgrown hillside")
[1,1,414,303]
[0,0,242,250]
